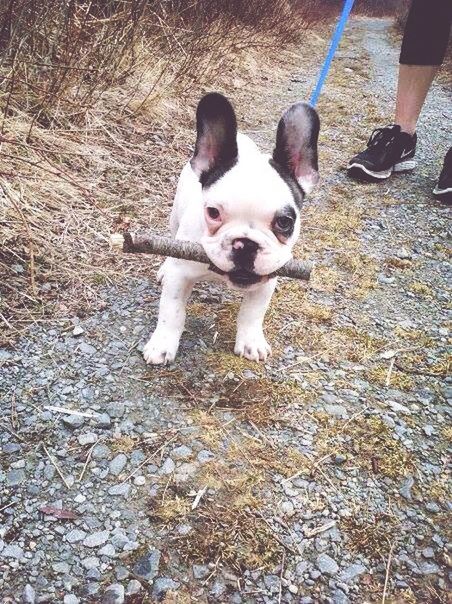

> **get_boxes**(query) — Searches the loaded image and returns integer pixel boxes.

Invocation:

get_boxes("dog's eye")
[206,207,220,220]
[275,215,294,231]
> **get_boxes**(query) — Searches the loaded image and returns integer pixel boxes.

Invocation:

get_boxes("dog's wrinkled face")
[190,93,320,289]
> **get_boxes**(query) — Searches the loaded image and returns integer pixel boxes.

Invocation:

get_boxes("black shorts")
[400,0,451,66]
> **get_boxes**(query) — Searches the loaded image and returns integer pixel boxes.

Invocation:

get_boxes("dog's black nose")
[232,238,259,271]
[232,238,259,254]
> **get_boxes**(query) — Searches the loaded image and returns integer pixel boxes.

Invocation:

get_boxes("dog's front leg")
[143,262,196,365]
[234,278,277,362]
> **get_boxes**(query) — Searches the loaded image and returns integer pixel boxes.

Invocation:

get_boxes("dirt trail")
[1,17,450,604]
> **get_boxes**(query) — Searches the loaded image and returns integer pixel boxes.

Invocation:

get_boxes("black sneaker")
[433,147,452,204]
[347,124,417,182]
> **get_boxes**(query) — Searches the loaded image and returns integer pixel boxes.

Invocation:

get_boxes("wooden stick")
[111,232,312,281]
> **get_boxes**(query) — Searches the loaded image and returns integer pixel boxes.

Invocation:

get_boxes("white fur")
[143,134,300,365]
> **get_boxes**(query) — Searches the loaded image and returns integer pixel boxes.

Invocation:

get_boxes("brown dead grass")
[342,510,400,561]
[315,415,414,479]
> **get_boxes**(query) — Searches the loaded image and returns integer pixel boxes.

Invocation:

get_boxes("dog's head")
[190,92,320,289]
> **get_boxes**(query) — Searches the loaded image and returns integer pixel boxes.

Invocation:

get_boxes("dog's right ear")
[191,93,238,186]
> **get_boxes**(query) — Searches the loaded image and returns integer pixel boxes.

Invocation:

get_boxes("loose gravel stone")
[102,584,125,604]
[61,414,85,429]
[126,580,142,596]
[22,584,36,604]
[133,550,161,581]
[78,433,98,445]
[66,529,87,544]
[152,577,180,599]
[171,445,193,460]
[317,553,339,576]
[399,476,415,501]
[160,457,175,475]
[7,469,26,486]
[63,596,80,604]
[193,564,210,579]
[2,544,24,559]
[83,530,110,548]
[53,562,70,574]
[339,563,366,582]
[108,484,130,497]
[109,453,127,476]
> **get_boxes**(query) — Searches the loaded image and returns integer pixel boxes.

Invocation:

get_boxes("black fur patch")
[272,205,297,239]
[200,158,238,188]
[268,159,304,207]
[191,92,239,188]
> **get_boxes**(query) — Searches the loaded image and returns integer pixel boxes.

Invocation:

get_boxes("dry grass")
[315,415,414,479]
[409,281,433,298]
[148,459,282,571]
[0,0,312,341]
[342,510,400,561]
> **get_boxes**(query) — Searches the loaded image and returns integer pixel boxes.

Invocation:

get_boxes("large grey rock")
[317,553,339,576]
[62,414,85,429]
[108,484,130,497]
[83,530,110,548]
[66,529,87,544]
[133,549,161,581]
[171,445,193,460]
[7,469,26,486]
[109,454,127,476]
[339,563,366,582]
[2,544,24,559]
[126,580,142,596]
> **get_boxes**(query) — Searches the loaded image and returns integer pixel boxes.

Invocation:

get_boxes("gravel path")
[1,17,451,604]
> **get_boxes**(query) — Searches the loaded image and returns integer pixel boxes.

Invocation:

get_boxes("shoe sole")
[432,185,452,204]
[347,159,416,182]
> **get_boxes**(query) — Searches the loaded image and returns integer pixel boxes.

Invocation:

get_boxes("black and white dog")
[143,93,319,365]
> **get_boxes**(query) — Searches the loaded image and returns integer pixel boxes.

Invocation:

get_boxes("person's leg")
[347,0,451,182]
[396,0,451,134]
[394,65,439,135]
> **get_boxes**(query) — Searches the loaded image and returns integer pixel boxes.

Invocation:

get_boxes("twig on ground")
[191,485,208,510]
[382,542,395,604]
[78,439,99,482]
[41,444,71,489]
[385,357,395,386]
[0,422,24,442]
[278,550,285,604]
[0,501,17,513]
[254,511,297,555]
[44,405,98,418]
[304,520,336,538]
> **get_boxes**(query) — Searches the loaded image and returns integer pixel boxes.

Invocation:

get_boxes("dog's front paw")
[143,331,180,365]
[234,329,272,362]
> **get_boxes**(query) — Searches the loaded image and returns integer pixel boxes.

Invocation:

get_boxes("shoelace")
[367,126,399,149]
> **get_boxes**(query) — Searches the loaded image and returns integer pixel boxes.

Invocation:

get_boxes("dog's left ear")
[272,102,320,195]
[191,92,238,186]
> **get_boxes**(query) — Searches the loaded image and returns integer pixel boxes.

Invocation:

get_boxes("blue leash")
[310,0,356,107]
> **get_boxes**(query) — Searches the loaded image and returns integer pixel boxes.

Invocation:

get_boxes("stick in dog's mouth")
[110,231,313,282]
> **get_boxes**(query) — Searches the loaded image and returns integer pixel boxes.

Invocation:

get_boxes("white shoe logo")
[400,149,413,160]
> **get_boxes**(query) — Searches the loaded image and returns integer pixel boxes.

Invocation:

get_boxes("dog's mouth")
[228,269,262,287]
[208,263,263,287]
